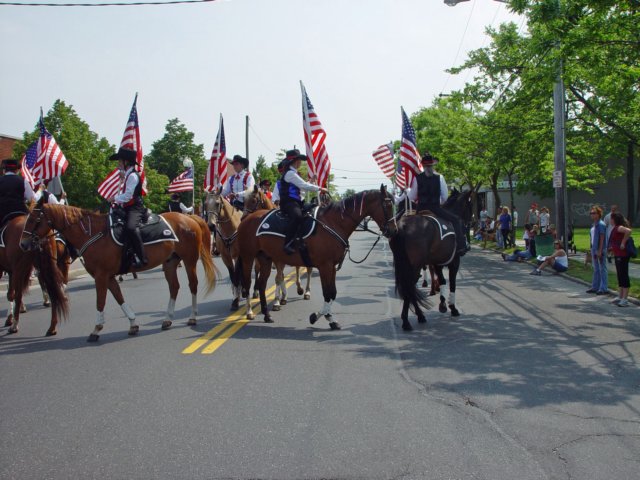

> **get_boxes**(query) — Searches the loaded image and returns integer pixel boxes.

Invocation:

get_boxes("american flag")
[204,114,227,192]
[30,114,69,183]
[98,94,144,200]
[372,142,395,179]
[168,168,194,193]
[301,82,331,188]
[395,161,407,190]
[20,141,38,189]
[399,107,422,187]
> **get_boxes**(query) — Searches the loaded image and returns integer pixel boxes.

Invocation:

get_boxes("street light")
[182,157,195,208]
[444,0,506,6]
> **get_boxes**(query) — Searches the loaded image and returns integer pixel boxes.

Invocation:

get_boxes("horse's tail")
[389,232,429,310]
[34,237,69,320]
[192,215,218,295]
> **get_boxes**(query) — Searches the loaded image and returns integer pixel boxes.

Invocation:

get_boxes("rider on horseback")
[222,155,255,210]
[110,148,148,269]
[0,158,36,227]
[280,149,328,255]
[408,153,469,257]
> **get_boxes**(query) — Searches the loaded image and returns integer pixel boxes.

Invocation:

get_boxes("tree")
[13,100,115,209]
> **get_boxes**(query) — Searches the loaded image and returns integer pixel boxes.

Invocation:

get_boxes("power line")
[0,0,214,6]
[440,0,477,95]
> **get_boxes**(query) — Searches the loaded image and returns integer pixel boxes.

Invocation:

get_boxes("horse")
[234,186,396,329]
[20,204,217,342]
[204,189,252,309]
[389,189,473,331]
[243,186,313,310]
[0,214,68,335]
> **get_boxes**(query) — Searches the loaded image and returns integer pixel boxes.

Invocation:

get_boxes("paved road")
[1,233,638,479]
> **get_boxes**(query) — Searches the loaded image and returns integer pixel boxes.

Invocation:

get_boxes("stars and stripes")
[204,114,227,192]
[372,142,395,179]
[301,82,331,188]
[395,161,407,191]
[29,114,69,183]
[399,107,422,187]
[168,167,194,193]
[20,141,38,189]
[98,94,144,200]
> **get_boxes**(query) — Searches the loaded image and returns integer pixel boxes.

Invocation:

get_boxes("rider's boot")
[131,228,148,268]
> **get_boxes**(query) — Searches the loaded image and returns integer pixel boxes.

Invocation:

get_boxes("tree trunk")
[628,141,637,225]
[491,172,501,217]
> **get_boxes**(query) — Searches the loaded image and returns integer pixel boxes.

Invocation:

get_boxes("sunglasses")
[590,212,597,215]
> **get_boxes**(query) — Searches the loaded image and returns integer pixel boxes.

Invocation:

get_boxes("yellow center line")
[182,270,298,355]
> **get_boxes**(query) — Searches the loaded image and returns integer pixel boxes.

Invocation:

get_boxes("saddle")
[109,209,178,247]
[415,211,456,242]
[256,206,319,239]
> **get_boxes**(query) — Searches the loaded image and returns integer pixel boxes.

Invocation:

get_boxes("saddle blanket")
[415,212,456,242]
[109,213,178,247]
[256,207,319,239]
[0,225,6,248]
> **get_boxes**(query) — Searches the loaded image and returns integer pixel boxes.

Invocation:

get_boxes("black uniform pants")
[281,201,304,244]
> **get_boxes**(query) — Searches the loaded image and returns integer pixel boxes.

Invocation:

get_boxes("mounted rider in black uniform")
[0,158,36,227]
[279,149,328,255]
[110,148,148,268]
[408,153,468,257]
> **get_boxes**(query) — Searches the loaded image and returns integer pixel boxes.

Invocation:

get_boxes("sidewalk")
[0,261,89,294]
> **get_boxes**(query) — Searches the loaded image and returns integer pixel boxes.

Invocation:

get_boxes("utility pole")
[245,115,250,162]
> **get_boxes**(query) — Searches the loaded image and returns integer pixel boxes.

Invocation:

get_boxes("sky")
[0,0,522,193]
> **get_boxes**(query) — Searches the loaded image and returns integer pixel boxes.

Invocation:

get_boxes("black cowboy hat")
[259,179,271,187]
[421,153,438,166]
[1,158,20,170]
[230,155,249,169]
[109,148,138,164]
[284,149,308,161]
[170,192,181,200]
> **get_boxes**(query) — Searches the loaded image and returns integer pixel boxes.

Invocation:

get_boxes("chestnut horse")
[234,186,396,329]
[1,214,68,335]
[20,204,217,342]
[243,186,313,310]
[389,189,473,331]
[205,190,250,309]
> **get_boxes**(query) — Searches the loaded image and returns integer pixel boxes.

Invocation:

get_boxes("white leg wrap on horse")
[191,294,198,317]
[9,300,15,316]
[448,291,456,305]
[166,298,176,320]
[96,310,105,326]
[440,283,449,299]
[121,303,136,322]
[319,300,333,317]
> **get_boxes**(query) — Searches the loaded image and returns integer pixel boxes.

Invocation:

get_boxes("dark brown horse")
[243,186,313,310]
[389,189,473,331]
[234,186,396,329]
[1,214,68,335]
[20,204,217,342]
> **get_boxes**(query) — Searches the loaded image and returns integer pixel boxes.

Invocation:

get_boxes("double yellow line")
[182,271,298,355]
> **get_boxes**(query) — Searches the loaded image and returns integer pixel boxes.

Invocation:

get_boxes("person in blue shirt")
[586,205,608,295]
[279,149,328,254]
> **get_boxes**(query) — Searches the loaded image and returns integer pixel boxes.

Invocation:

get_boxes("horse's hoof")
[450,306,460,317]
[417,316,427,324]
[161,320,172,331]
[87,333,99,342]
[128,325,140,336]
[264,316,274,323]
[118,276,123,282]
[402,323,413,332]
[8,326,18,334]
[4,317,13,327]
[422,280,428,288]
[304,293,311,300]
[45,329,57,336]
[252,291,259,299]
[297,287,304,296]
[439,303,447,313]
[43,301,51,308]
[310,313,318,325]
[272,304,281,312]
[230,299,240,311]
[280,299,287,306]
[187,318,197,326]
[20,304,27,313]
[329,321,341,330]
[246,313,255,320]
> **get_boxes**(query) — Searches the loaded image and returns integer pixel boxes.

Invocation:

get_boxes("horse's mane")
[45,204,108,228]
[321,189,378,216]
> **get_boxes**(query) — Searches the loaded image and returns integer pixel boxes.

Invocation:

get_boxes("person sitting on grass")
[530,240,568,275]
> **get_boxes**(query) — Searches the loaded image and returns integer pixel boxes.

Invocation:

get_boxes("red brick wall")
[0,136,18,159]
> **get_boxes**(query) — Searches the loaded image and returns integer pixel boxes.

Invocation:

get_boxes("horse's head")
[444,189,473,225]
[243,185,274,217]
[369,184,397,238]
[205,189,223,228]
[19,204,53,252]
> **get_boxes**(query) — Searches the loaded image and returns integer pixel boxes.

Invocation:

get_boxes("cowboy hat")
[230,154,249,169]
[421,153,438,166]
[1,158,19,170]
[109,148,138,164]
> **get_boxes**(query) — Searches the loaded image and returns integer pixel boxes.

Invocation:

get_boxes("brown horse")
[243,186,313,310]
[234,186,396,329]
[1,214,68,335]
[20,204,217,342]
[389,189,473,331]
[204,190,247,309]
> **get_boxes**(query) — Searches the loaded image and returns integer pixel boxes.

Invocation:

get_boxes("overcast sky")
[1,0,522,192]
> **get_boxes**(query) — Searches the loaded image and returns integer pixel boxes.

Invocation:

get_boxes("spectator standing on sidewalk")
[525,203,539,229]
[608,211,632,307]
[587,205,608,295]
[479,206,488,231]
[495,207,504,248]
[604,204,618,264]
[539,207,551,234]
[510,206,518,248]
[499,206,512,249]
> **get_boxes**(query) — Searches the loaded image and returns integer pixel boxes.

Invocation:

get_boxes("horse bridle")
[20,208,56,251]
